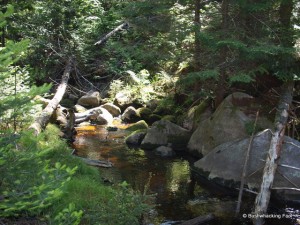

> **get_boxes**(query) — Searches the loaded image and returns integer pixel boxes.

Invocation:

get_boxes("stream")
[73,124,300,225]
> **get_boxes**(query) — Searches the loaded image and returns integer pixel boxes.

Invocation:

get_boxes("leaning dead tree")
[29,58,73,135]
[252,81,294,225]
[94,22,128,46]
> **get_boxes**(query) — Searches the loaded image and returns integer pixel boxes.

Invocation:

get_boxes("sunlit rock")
[74,104,87,113]
[101,103,121,117]
[125,120,148,132]
[78,90,101,107]
[121,106,141,123]
[95,107,113,125]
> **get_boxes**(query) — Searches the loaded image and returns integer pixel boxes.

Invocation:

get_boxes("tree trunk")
[253,1,294,223]
[29,59,73,135]
[194,0,201,68]
[214,0,230,108]
[94,22,128,46]
[252,81,294,225]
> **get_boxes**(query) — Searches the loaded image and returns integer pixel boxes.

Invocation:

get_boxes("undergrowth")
[0,124,151,225]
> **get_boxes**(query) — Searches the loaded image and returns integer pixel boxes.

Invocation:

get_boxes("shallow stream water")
[73,125,300,225]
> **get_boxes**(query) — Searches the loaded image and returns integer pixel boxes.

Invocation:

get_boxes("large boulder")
[182,99,212,131]
[141,120,191,151]
[78,91,101,107]
[101,103,121,117]
[188,92,272,157]
[121,106,141,123]
[193,129,300,201]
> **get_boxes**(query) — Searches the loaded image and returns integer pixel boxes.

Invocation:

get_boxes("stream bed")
[73,125,300,225]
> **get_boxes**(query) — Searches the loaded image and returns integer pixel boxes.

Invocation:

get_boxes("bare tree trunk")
[29,59,73,135]
[94,22,128,46]
[214,0,230,108]
[252,81,294,225]
[194,0,201,68]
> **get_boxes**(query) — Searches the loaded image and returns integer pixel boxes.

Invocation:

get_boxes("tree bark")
[94,22,128,46]
[29,58,73,135]
[252,81,294,225]
[214,0,230,108]
[194,0,201,68]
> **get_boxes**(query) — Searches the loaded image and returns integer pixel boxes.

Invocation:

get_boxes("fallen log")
[78,157,113,168]
[252,81,294,225]
[94,22,128,46]
[29,59,73,135]
[179,213,215,225]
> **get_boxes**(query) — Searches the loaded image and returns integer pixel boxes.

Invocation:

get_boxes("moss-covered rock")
[162,115,176,123]
[125,120,148,132]
[147,114,162,125]
[125,129,147,145]
[137,107,152,121]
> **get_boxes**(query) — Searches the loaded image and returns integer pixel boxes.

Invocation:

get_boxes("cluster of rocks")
[68,90,300,200]
[124,92,300,201]
[71,90,165,127]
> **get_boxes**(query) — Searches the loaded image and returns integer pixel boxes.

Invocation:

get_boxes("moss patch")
[125,120,148,132]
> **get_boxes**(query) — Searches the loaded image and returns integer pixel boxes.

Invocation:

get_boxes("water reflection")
[73,125,299,225]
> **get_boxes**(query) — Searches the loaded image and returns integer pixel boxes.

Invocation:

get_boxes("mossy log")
[29,59,73,135]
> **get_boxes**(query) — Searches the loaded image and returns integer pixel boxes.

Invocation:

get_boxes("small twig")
[284,141,300,149]
[271,187,300,192]
[235,111,259,216]
[276,169,299,188]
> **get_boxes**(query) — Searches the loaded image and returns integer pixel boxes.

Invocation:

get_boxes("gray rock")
[188,92,273,157]
[78,91,101,107]
[121,106,140,122]
[193,129,300,201]
[113,91,132,110]
[101,103,121,117]
[125,130,147,145]
[95,107,113,125]
[155,146,175,157]
[141,120,191,151]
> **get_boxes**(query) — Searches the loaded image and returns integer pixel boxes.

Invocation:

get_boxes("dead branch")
[236,111,259,216]
[94,22,128,46]
[29,58,73,135]
[253,81,294,225]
